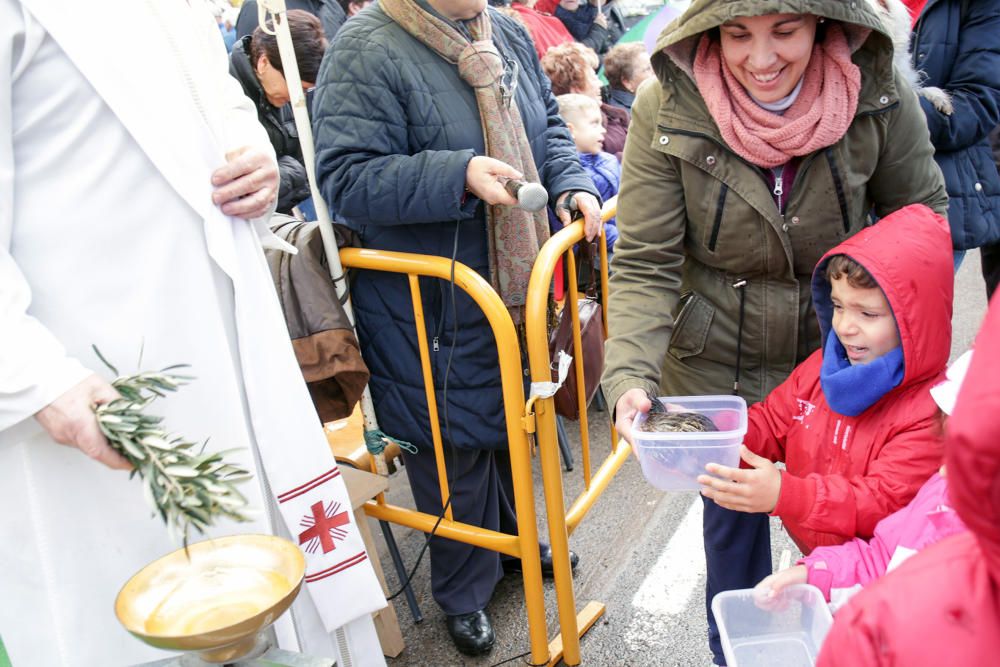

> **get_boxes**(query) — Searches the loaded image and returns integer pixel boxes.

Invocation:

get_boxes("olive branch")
[90,346,253,547]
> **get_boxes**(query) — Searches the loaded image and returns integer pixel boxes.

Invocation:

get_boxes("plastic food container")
[631,395,747,491]
[711,584,833,667]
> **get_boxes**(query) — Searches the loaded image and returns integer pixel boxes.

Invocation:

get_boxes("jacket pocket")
[824,148,850,234]
[707,183,728,252]
[668,292,715,360]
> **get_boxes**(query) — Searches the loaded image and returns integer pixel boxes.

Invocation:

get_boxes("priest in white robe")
[0,1,386,665]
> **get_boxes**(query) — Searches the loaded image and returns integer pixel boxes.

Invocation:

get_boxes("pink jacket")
[800,473,966,602]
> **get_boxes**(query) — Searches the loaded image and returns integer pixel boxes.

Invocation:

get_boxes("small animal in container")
[632,395,748,491]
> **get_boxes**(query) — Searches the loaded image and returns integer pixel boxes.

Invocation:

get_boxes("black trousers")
[401,445,521,616]
[702,497,773,666]
[981,241,1000,301]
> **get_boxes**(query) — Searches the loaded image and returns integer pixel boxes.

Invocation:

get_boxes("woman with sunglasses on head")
[312,0,602,657]
[600,1,948,664]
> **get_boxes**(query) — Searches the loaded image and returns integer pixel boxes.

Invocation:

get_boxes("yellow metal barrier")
[524,197,633,666]
[338,247,550,665]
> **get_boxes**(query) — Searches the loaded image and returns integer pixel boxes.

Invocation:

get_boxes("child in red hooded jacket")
[698,204,952,557]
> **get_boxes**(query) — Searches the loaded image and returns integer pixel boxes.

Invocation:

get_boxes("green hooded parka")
[602,0,948,411]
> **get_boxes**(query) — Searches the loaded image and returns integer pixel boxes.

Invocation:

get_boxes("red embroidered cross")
[298,501,350,554]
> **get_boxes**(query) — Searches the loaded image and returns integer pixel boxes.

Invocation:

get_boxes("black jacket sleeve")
[276,155,311,214]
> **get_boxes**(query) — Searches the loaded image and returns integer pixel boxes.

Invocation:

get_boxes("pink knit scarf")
[692,25,862,168]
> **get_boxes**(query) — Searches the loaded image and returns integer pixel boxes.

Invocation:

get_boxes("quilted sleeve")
[312,27,479,227]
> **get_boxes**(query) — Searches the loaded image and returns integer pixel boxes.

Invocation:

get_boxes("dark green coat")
[602,0,948,411]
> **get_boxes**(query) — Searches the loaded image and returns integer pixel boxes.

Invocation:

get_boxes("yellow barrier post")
[524,199,633,665]
[339,248,550,665]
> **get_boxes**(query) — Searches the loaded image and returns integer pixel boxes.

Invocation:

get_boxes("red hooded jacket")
[744,205,953,553]
[510,2,574,60]
[817,291,1000,666]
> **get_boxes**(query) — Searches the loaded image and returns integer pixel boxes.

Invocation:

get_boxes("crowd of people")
[3,0,1000,665]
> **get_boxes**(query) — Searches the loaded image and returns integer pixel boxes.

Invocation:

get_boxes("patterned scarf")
[692,25,862,169]
[380,0,549,322]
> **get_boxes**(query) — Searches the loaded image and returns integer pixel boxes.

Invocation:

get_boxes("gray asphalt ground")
[367,251,989,667]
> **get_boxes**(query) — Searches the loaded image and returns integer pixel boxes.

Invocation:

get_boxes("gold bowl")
[115,534,306,663]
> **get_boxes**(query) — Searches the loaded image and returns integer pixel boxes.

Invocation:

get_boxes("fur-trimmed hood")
[652,0,898,110]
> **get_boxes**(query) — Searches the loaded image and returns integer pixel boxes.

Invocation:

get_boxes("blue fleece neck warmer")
[820,330,905,416]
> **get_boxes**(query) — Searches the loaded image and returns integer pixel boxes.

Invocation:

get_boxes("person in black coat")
[229,10,327,215]
[908,0,1000,264]
[312,0,601,656]
[982,125,1000,299]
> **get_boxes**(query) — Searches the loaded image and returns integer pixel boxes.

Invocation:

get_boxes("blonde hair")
[557,93,601,125]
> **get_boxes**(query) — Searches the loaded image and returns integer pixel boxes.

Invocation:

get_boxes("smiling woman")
[718,14,818,103]
[600,0,950,664]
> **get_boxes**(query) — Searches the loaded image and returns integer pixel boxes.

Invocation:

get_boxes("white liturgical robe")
[0,1,386,665]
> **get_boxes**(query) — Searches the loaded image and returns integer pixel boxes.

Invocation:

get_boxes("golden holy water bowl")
[115,534,306,664]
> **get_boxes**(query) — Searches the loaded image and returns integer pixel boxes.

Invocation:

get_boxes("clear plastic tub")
[631,395,747,491]
[711,584,833,667]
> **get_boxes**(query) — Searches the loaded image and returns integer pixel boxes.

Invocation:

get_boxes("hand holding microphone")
[465,156,550,211]
[465,156,522,207]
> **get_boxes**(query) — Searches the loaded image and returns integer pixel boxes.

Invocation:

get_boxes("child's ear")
[565,121,577,134]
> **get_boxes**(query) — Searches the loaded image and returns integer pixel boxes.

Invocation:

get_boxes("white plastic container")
[712,584,833,667]
[631,395,747,491]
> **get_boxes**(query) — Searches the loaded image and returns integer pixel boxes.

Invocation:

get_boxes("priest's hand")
[34,374,131,470]
[698,446,781,513]
[555,191,601,241]
[211,146,280,219]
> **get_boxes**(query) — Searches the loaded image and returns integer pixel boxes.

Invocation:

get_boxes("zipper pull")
[432,337,440,352]
[771,164,786,213]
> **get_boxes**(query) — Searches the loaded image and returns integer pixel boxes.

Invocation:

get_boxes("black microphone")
[503,179,549,212]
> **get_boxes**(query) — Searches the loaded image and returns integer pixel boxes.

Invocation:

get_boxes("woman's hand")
[698,445,781,513]
[465,156,521,206]
[555,191,601,241]
[754,565,808,611]
[614,388,652,452]
[34,374,131,470]
[211,146,280,219]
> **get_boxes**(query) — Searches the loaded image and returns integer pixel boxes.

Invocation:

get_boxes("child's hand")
[698,445,781,513]
[753,565,808,611]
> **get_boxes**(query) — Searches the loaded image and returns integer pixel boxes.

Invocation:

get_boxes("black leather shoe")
[446,609,495,656]
[503,544,579,577]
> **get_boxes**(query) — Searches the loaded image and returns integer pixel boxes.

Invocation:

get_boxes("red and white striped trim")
[277,467,341,504]
[304,551,369,584]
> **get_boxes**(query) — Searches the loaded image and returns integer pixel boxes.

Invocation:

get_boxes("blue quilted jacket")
[912,0,1000,249]
[312,4,596,450]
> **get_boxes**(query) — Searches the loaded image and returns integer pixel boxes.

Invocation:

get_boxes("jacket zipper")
[824,148,851,234]
[772,165,785,213]
[656,125,819,218]
[708,184,728,252]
